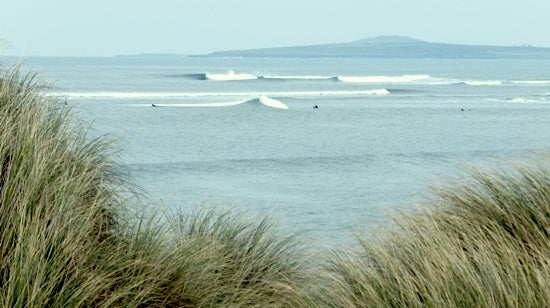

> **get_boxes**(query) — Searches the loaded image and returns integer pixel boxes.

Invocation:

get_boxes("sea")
[6,56,550,246]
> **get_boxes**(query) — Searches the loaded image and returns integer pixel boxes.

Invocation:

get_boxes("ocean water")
[8,56,550,246]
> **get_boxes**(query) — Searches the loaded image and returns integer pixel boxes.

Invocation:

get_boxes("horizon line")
[1,35,548,58]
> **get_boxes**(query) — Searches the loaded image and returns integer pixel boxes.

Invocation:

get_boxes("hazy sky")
[1,0,549,56]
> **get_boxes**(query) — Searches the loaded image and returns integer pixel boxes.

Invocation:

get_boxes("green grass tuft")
[325,157,550,307]
[0,66,310,307]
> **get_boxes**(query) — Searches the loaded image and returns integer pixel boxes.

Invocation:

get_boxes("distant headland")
[195,36,550,59]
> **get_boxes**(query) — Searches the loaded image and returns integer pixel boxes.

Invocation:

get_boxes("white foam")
[309,89,390,95]
[49,89,390,99]
[205,70,257,81]
[258,95,288,109]
[464,80,502,86]
[510,80,550,85]
[134,97,288,109]
[151,100,247,107]
[268,89,390,96]
[337,74,431,83]
[428,77,462,85]
[485,97,550,104]
[509,97,550,104]
[261,75,334,80]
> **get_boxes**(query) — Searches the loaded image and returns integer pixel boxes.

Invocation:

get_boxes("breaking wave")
[135,96,288,109]
[485,97,550,104]
[148,100,246,107]
[174,72,433,83]
[259,75,336,81]
[167,72,550,88]
[205,70,257,81]
[49,89,390,99]
[258,95,288,109]
[510,80,550,85]
[507,97,550,104]
[463,80,503,86]
[337,74,431,83]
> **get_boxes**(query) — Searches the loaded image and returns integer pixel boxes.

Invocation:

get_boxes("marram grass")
[2,64,550,307]
[0,66,123,306]
[324,158,550,307]
[0,66,310,307]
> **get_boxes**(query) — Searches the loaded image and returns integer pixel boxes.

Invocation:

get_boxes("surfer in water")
[313,104,318,109]
[152,104,157,107]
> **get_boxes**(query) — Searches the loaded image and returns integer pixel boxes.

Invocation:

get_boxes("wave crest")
[508,97,550,104]
[135,96,288,109]
[337,74,431,83]
[49,89,390,99]
[510,80,550,85]
[260,75,336,81]
[258,95,288,109]
[464,80,502,86]
[205,70,257,81]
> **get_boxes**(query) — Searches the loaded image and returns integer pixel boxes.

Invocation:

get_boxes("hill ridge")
[197,36,550,59]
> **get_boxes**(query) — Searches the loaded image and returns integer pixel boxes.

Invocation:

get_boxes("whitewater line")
[48,89,391,99]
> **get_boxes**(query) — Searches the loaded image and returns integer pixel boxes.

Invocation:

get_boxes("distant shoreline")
[196,36,550,59]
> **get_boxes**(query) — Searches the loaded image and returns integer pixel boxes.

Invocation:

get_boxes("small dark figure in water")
[64,99,68,106]
[313,104,318,109]
[152,104,157,107]
[461,108,464,111]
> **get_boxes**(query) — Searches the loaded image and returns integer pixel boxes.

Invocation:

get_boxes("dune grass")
[0,66,310,307]
[3,63,550,307]
[0,66,122,306]
[324,159,550,307]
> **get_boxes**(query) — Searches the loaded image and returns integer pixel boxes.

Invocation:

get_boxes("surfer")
[313,104,318,109]
[152,104,157,107]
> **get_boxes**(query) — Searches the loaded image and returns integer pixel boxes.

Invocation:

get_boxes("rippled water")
[10,56,550,246]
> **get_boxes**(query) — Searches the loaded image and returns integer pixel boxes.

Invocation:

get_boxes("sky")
[1,0,550,57]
